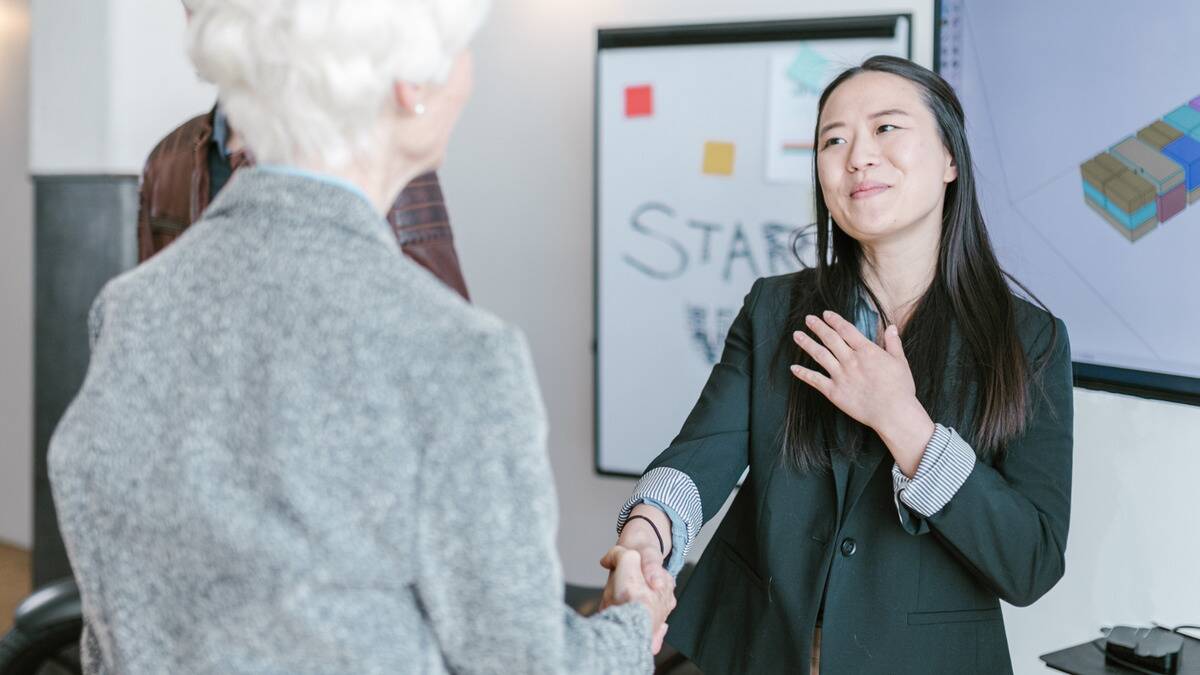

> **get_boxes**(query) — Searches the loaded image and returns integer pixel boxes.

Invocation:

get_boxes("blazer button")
[840,538,857,557]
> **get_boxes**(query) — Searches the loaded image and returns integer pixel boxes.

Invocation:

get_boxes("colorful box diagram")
[1162,135,1200,204]
[1110,136,1186,222]
[1164,104,1200,135]
[1080,95,1199,242]
[1136,120,1183,150]
[1082,152,1157,241]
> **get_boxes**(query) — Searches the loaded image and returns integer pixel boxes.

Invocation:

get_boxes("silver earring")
[414,103,426,116]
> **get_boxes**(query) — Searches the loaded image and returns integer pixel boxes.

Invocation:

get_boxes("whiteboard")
[594,17,912,476]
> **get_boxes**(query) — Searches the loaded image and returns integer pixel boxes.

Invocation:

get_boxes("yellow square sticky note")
[702,141,736,176]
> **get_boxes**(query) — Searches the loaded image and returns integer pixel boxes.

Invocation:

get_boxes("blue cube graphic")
[1162,136,1200,191]
[1164,105,1200,135]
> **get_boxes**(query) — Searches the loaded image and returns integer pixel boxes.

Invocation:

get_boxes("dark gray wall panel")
[33,175,137,586]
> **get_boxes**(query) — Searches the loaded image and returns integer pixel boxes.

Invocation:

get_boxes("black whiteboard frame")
[933,0,1200,407]
[593,15,915,478]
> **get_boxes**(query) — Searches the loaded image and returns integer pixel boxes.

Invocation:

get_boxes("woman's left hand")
[790,310,934,474]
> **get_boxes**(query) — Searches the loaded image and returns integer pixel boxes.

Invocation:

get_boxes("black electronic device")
[1105,626,1185,674]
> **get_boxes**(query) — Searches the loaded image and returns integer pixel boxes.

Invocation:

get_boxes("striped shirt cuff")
[617,467,703,576]
[631,497,690,575]
[891,424,976,519]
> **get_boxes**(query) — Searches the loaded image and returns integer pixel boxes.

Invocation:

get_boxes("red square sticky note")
[625,85,653,118]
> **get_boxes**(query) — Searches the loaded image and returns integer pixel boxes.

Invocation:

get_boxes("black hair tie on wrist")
[625,514,665,556]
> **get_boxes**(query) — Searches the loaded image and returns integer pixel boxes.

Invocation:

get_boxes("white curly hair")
[187,0,489,167]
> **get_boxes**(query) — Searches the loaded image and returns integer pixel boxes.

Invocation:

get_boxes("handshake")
[598,505,678,654]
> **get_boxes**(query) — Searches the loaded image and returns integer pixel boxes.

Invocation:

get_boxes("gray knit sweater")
[48,169,651,674]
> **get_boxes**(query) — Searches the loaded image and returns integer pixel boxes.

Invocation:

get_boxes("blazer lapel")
[830,411,888,524]
[841,438,887,522]
[830,450,849,522]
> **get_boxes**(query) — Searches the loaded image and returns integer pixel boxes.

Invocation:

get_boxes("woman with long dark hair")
[600,55,1073,674]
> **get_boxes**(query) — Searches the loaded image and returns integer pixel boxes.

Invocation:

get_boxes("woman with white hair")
[47,1,673,673]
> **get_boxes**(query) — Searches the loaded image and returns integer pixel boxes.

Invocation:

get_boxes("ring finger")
[793,330,841,377]
[805,314,854,361]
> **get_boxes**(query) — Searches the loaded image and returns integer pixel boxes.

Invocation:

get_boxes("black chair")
[0,579,83,675]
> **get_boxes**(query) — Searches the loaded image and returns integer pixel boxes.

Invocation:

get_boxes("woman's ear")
[944,150,958,184]
[392,81,427,117]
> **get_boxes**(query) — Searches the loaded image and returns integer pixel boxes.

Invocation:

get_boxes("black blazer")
[653,272,1074,674]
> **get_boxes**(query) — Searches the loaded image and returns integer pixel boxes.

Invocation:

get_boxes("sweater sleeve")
[414,325,653,674]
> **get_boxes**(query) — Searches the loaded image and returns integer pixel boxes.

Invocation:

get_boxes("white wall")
[0,0,33,549]
[1004,389,1200,672]
[441,3,1200,674]
[106,0,216,173]
[28,0,109,174]
[29,0,214,174]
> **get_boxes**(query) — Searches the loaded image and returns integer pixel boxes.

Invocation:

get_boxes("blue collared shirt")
[255,164,375,210]
[212,107,233,160]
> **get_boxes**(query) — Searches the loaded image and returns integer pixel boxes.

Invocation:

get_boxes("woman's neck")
[290,157,424,218]
[858,226,940,330]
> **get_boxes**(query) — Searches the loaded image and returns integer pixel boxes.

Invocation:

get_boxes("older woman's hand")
[598,547,676,654]
[790,310,936,476]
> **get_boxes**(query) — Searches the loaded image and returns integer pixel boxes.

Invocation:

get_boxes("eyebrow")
[818,108,912,137]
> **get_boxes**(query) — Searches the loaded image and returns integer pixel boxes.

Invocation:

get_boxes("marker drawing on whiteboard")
[622,201,808,282]
[686,219,721,263]
[687,305,735,365]
[724,223,761,281]
[621,202,688,280]
[764,222,807,274]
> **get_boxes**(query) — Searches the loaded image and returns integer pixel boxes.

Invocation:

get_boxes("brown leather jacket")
[136,107,470,300]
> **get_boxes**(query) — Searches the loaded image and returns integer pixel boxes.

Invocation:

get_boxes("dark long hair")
[777,55,1055,473]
